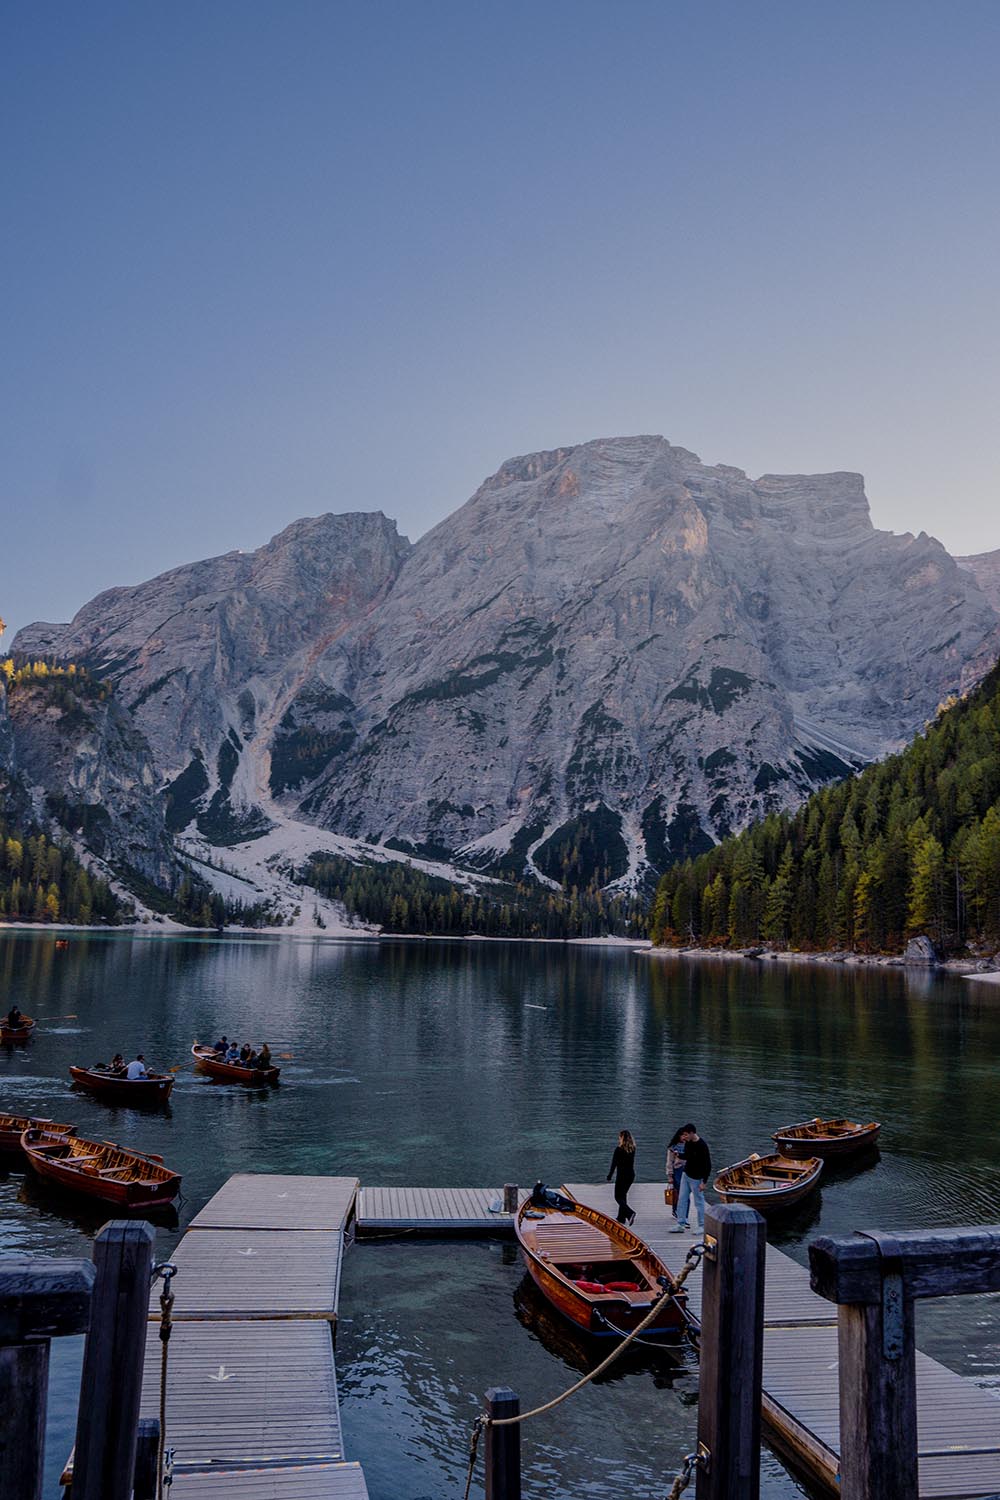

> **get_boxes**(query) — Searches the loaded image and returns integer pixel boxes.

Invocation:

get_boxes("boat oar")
[278,1052,294,1060]
[37,1013,78,1021]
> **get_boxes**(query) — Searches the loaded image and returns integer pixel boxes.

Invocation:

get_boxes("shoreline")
[0,919,652,950]
[642,943,1000,983]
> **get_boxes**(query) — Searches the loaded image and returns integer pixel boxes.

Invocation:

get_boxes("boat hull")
[715,1153,823,1214]
[1,1017,35,1043]
[515,1191,687,1341]
[21,1129,181,1209]
[70,1065,174,1106]
[192,1044,279,1085]
[772,1120,881,1158]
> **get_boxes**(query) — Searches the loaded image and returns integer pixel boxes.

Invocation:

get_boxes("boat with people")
[515,1184,689,1340]
[69,1064,174,1107]
[20,1125,182,1208]
[1,1011,35,1043]
[714,1151,823,1212]
[0,1114,75,1154]
[771,1116,881,1158]
[191,1042,280,1086]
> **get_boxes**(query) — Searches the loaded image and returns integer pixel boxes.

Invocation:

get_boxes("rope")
[665,1449,706,1499]
[477,1241,706,1433]
[151,1261,177,1499]
[461,1415,486,1500]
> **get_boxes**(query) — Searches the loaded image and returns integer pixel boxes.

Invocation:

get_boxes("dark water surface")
[2,932,999,1497]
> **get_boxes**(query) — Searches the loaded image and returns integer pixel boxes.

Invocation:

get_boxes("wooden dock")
[566,1182,1000,1498]
[356,1183,528,1235]
[139,1173,365,1496]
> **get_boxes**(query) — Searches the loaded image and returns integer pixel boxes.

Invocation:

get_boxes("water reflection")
[1,932,999,1498]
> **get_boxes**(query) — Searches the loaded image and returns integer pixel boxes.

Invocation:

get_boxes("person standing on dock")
[670,1124,710,1232]
[665,1126,687,1219]
[607,1129,637,1224]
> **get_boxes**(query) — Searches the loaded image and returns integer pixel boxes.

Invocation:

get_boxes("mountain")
[958,549,1000,614]
[649,656,1000,954]
[11,435,1000,903]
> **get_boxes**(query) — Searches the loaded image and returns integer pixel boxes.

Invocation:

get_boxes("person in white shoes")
[670,1124,710,1232]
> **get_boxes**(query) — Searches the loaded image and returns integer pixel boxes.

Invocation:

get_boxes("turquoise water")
[2,932,999,1496]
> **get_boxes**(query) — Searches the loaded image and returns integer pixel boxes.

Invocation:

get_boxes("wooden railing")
[0,1221,160,1500]
[809,1224,1000,1500]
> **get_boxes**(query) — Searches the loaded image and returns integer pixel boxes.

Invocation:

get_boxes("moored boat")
[714,1151,823,1212]
[515,1186,689,1339]
[1,1014,36,1043]
[771,1116,881,1158]
[20,1126,181,1208]
[191,1042,280,1086]
[0,1114,75,1153]
[69,1064,174,1107]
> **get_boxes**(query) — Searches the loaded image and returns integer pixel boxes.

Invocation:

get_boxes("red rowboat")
[515,1187,688,1340]
[0,1114,75,1153]
[191,1042,280,1086]
[21,1126,181,1208]
[771,1116,881,1158]
[1,1014,36,1043]
[70,1064,174,1107]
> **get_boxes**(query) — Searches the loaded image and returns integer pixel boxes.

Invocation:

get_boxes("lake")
[2,931,999,1497]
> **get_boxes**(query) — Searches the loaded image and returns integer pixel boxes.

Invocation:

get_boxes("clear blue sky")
[3,1,999,642]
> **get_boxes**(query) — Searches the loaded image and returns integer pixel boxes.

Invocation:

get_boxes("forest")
[0,820,123,924]
[303,853,647,939]
[649,659,1000,955]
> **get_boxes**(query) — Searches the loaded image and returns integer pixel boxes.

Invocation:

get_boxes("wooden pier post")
[696,1202,766,1500]
[0,1257,94,1500]
[71,1221,156,1500]
[502,1184,519,1213]
[484,1386,521,1500]
[133,1417,161,1500]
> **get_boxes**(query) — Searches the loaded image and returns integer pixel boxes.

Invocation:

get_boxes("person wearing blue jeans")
[670,1124,711,1231]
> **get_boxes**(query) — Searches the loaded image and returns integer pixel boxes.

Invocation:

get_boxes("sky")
[3,0,1000,643]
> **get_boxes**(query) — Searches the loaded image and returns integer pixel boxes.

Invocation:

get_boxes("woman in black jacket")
[607,1129,637,1224]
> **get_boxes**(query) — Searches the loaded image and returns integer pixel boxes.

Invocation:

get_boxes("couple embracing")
[666,1123,711,1232]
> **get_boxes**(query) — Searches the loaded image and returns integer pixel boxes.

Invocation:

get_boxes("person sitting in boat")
[246,1049,259,1069]
[258,1043,271,1069]
[239,1043,252,1065]
[213,1035,228,1055]
[225,1042,241,1064]
[109,1054,126,1075]
[125,1054,149,1080]
[6,1003,22,1028]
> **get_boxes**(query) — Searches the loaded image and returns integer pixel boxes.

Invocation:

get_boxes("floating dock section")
[140,1173,365,1497]
[356,1183,529,1235]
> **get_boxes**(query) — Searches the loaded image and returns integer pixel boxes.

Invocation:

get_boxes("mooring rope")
[151,1261,177,1499]
[461,1239,706,1495]
[665,1449,706,1498]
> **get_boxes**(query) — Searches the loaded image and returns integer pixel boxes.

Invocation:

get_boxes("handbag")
[664,1184,676,1207]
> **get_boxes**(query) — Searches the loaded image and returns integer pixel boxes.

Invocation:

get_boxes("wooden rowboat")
[714,1152,823,1213]
[0,1114,75,1154]
[515,1187,689,1340]
[771,1116,881,1158]
[70,1064,174,1107]
[191,1042,280,1086]
[21,1126,181,1208]
[1,1014,35,1043]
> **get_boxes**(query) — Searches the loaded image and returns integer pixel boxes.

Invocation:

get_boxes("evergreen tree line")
[0,820,122,924]
[650,660,1000,955]
[303,854,647,939]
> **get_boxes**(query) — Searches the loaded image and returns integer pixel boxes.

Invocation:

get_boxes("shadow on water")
[512,1274,690,1386]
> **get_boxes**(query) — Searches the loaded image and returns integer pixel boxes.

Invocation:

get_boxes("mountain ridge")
[10,435,1000,907]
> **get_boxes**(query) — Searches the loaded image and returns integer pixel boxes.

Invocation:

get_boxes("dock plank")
[158,1229,343,1321]
[168,1462,369,1497]
[139,1321,342,1471]
[356,1185,529,1235]
[189,1174,358,1233]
